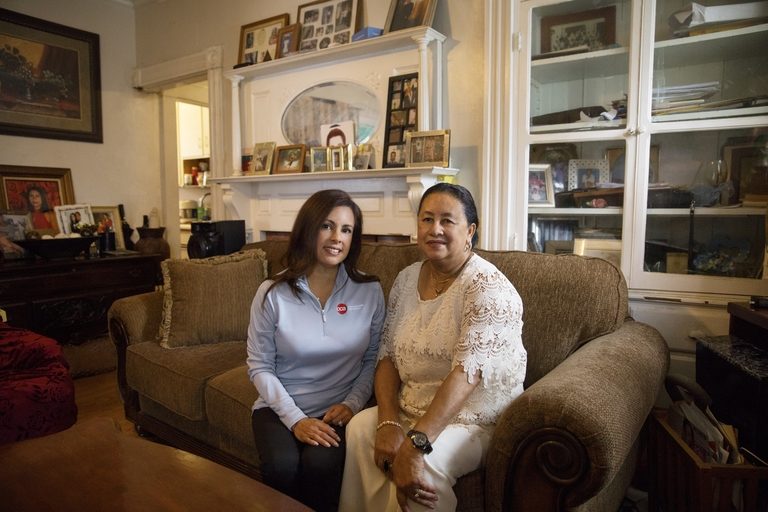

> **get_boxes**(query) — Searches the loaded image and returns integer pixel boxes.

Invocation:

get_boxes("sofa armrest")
[485,320,669,512]
[108,290,164,416]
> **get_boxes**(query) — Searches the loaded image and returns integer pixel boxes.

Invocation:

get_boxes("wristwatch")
[407,429,433,454]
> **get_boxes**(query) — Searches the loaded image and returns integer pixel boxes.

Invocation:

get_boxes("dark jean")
[251,408,346,512]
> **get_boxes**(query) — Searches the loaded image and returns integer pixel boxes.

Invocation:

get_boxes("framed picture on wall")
[297,0,359,53]
[383,73,418,168]
[0,8,103,142]
[0,165,75,235]
[238,13,290,65]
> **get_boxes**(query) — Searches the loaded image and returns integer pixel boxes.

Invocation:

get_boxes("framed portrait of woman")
[0,165,75,235]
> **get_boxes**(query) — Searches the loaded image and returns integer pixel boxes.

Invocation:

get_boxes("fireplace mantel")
[211,167,458,241]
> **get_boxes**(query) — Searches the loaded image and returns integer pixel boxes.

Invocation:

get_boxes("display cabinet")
[519,0,768,301]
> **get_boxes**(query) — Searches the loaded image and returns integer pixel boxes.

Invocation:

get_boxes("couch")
[108,240,669,511]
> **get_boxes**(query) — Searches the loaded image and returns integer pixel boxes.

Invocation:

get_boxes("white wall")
[134,0,486,208]
[0,0,161,239]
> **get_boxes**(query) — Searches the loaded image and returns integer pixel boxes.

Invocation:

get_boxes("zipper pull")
[322,310,327,323]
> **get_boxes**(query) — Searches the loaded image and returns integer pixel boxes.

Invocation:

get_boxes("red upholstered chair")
[0,323,77,444]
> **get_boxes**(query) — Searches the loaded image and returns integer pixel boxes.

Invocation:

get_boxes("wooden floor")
[73,370,137,436]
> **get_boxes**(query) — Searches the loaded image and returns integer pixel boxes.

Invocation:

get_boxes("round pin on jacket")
[337,303,347,314]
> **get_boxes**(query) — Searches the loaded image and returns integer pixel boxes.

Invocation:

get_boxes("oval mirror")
[281,81,380,146]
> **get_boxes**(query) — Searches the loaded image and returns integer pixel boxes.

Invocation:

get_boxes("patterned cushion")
[159,250,268,348]
[0,323,77,444]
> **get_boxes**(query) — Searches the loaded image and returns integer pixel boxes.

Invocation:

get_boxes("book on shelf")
[653,95,768,115]
[674,16,768,36]
[742,193,768,207]
[669,1,768,32]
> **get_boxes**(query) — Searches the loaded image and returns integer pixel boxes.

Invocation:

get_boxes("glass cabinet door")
[527,0,635,134]
[630,0,768,296]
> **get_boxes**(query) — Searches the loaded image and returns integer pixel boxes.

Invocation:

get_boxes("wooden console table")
[0,254,160,345]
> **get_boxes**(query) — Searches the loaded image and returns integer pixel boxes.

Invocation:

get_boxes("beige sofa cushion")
[206,366,257,449]
[127,341,247,421]
[159,250,267,348]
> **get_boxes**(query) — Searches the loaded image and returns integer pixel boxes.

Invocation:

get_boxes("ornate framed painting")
[0,8,103,142]
[0,165,75,235]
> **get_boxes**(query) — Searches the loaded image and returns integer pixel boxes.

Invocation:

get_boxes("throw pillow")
[159,249,267,348]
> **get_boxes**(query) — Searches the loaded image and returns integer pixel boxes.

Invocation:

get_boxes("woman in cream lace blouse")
[340,183,527,511]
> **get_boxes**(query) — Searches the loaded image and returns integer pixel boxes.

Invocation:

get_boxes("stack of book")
[669,1,768,37]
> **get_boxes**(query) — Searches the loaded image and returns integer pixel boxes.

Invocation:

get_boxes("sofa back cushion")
[244,241,629,387]
[159,250,267,348]
[476,249,628,387]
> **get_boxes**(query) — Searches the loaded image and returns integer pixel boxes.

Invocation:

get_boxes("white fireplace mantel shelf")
[210,167,458,241]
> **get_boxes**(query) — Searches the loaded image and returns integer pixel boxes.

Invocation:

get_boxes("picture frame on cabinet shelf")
[528,164,555,206]
[276,23,301,58]
[405,129,451,168]
[0,8,103,143]
[310,147,330,172]
[238,13,289,65]
[605,145,660,184]
[54,204,94,235]
[530,143,577,194]
[573,238,622,269]
[539,6,616,55]
[0,165,75,236]
[297,0,359,53]
[273,144,306,174]
[385,0,438,33]
[354,143,375,170]
[383,73,418,168]
[567,159,610,190]
[248,142,276,175]
[91,205,125,250]
[724,144,767,202]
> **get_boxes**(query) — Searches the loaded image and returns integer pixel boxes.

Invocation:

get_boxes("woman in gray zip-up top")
[247,189,386,512]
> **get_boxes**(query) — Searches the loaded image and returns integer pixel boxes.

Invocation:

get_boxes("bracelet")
[376,420,403,431]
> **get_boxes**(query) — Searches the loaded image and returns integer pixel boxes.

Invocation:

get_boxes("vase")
[135,227,171,260]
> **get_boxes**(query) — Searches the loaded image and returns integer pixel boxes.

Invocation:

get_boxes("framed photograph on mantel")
[297,0,359,53]
[0,8,103,143]
[276,23,302,59]
[405,129,451,168]
[238,13,289,65]
[539,6,616,56]
[385,0,439,33]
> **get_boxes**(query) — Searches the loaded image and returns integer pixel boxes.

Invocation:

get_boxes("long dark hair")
[418,183,479,247]
[267,189,378,300]
[24,185,52,212]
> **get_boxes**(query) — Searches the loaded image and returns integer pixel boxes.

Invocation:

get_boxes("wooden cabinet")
[0,255,159,344]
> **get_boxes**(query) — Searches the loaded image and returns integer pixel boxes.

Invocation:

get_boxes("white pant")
[339,406,491,512]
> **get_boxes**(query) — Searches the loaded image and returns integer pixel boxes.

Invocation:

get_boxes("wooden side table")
[0,254,160,345]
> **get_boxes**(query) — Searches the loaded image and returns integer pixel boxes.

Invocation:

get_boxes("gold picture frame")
[405,129,450,168]
[238,13,289,65]
[91,205,125,250]
[273,144,306,174]
[385,0,439,33]
[248,142,277,175]
[0,165,76,236]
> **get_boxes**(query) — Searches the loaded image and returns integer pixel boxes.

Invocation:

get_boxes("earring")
[465,240,472,252]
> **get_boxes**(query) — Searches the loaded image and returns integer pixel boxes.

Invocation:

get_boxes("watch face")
[411,431,428,446]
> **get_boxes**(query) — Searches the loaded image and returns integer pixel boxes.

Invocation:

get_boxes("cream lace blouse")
[378,253,527,426]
